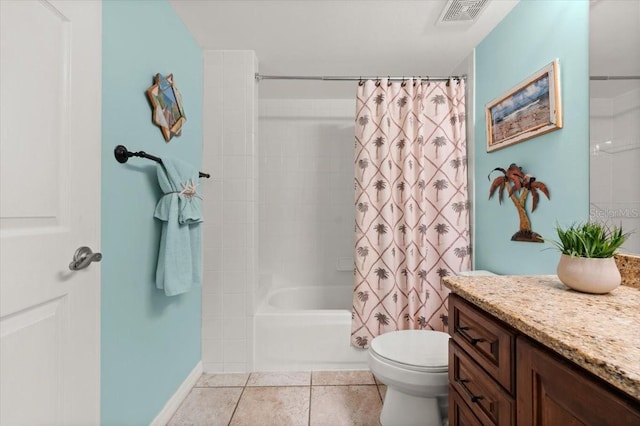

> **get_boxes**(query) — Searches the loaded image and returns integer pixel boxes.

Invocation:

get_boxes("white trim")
[150,361,203,426]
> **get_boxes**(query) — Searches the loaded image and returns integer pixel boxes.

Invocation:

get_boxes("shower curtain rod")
[258,74,638,82]
[255,73,465,82]
[590,75,640,80]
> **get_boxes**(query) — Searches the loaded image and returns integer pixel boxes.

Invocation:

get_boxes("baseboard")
[150,360,203,426]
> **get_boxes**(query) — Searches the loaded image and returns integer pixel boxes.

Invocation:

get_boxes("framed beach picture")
[147,73,186,142]
[486,59,562,152]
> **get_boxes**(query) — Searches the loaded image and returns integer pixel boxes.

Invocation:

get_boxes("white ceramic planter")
[556,254,621,294]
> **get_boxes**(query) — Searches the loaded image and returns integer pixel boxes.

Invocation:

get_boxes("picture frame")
[486,59,562,152]
[147,73,186,142]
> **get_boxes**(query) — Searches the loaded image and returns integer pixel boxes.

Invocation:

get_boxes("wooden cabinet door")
[516,337,640,425]
[449,385,484,426]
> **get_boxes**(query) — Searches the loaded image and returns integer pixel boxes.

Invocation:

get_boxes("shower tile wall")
[590,88,640,253]
[202,51,259,373]
[258,99,355,294]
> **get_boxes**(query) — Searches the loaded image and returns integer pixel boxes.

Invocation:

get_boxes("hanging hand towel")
[154,157,203,296]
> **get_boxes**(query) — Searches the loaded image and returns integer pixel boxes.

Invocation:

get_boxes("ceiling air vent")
[438,0,490,24]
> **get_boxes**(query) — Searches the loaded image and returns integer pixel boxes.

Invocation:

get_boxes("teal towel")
[154,158,202,296]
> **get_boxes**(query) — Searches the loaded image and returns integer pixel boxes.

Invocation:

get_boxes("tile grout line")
[308,373,314,426]
[225,373,251,426]
[307,384,312,426]
[226,386,245,426]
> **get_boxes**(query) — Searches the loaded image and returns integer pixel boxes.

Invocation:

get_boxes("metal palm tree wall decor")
[488,163,550,242]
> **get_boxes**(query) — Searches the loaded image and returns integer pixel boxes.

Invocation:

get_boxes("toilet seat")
[370,330,449,373]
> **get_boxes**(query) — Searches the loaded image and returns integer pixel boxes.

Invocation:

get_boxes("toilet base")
[380,387,443,426]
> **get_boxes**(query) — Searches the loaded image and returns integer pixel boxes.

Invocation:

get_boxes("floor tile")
[247,371,311,387]
[310,385,382,426]
[195,372,249,387]
[168,387,242,426]
[312,370,376,386]
[230,386,310,426]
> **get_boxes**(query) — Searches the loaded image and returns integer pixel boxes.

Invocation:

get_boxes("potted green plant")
[547,222,629,294]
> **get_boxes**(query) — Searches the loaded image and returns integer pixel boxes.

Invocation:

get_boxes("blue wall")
[474,0,589,274]
[101,1,202,424]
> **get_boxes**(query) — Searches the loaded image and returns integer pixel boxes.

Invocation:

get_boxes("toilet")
[369,270,496,426]
[369,330,449,426]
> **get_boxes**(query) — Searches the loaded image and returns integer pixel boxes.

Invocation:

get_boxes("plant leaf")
[547,222,630,258]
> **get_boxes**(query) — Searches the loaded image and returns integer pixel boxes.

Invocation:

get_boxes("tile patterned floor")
[168,370,386,426]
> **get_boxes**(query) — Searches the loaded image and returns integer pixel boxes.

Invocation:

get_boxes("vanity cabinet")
[448,294,640,425]
[517,337,640,425]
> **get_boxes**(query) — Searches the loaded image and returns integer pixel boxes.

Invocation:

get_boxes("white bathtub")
[254,286,369,371]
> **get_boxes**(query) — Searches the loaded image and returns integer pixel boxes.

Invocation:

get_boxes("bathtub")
[254,285,369,371]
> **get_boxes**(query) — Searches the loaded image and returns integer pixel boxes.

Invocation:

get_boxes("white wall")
[590,87,640,254]
[202,51,259,373]
[258,99,356,295]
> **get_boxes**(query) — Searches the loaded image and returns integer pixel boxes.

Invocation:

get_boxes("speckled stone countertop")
[443,275,640,401]
[615,253,640,288]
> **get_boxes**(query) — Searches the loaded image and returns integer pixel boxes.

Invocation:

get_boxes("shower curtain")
[351,78,469,348]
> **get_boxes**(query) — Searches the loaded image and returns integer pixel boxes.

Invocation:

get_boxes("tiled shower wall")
[590,88,640,253]
[202,51,259,372]
[258,100,356,297]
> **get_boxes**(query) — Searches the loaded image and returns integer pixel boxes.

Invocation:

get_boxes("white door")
[0,1,101,425]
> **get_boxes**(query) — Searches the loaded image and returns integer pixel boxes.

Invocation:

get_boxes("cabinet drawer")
[449,385,483,426]
[450,341,515,426]
[449,294,515,393]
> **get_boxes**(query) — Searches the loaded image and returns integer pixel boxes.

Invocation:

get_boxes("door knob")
[69,246,102,271]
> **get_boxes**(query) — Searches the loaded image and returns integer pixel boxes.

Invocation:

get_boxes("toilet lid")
[370,330,449,371]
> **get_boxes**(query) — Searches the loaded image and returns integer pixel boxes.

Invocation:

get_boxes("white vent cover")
[438,0,490,24]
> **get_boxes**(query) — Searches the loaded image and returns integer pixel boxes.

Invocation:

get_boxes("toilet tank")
[457,270,496,276]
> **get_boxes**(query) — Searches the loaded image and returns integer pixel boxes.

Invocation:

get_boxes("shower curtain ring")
[387,76,392,87]
[358,76,364,86]
[401,76,407,87]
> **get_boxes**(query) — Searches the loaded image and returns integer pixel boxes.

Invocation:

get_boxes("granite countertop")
[443,275,640,401]
[615,253,640,288]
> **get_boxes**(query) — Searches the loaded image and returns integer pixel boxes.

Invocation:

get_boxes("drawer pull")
[455,326,485,345]
[455,378,484,403]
